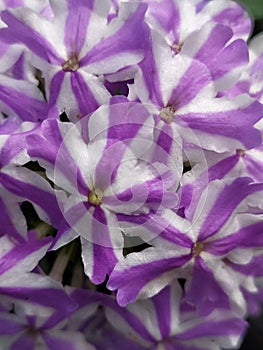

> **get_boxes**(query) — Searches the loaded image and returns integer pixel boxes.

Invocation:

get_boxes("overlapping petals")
[0,0,262,349]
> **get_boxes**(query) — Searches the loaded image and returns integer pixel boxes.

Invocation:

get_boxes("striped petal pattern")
[1,1,150,118]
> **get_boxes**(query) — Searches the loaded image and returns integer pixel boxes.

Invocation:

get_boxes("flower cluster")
[0,0,263,349]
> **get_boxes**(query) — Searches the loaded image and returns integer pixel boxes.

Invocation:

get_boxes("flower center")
[171,42,183,54]
[192,242,205,258]
[159,106,175,124]
[236,149,245,157]
[62,54,79,72]
[88,190,102,206]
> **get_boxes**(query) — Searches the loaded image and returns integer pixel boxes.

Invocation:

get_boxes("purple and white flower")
[26,100,177,284]
[109,177,263,316]
[1,0,150,119]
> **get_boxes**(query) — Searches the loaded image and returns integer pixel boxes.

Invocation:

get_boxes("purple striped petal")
[0,193,27,243]
[0,278,77,315]
[108,249,191,306]
[177,316,247,340]
[81,207,123,284]
[181,22,249,91]
[42,330,94,350]
[64,0,94,57]
[1,8,63,64]
[176,97,263,151]
[207,221,263,255]
[179,153,239,220]
[80,2,149,73]
[0,169,63,228]
[152,286,171,339]
[9,331,36,350]
[0,313,25,334]
[185,257,230,315]
[0,235,51,276]
[0,74,47,121]
[198,178,262,241]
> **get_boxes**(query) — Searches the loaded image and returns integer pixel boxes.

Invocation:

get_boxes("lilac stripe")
[0,172,63,228]
[177,102,263,149]
[179,154,239,219]
[50,222,78,250]
[152,123,174,165]
[0,287,77,314]
[207,39,248,81]
[0,83,47,121]
[245,155,263,182]
[71,71,100,115]
[48,70,65,108]
[70,288,107,307]
[56,131,89,195]
[168,60,211,109]
[106,99,152,141]
[108,254,191,306]
[213,6,251,38]
[3,0,23,7]
[108,304,156,343]
[177,98,263,129]
[117,213,193,248]
[0,126,38,166]
[185,257,230,315]
[76,167,90,196]
[0,316,24,334]
[91,208,118,284]
[148,0,180,44]
[0,198,26,243]
[64,0,94,55]
[111,172,176,210]
[26,134,60,166]
[0,237,51,276]
[196,0,209,12]
[91,244,118,284]
[80,3,148,66]
[0,118,20,135]
[152,286,171,338]
[139,48,163,106]
[198,177,256,241]
[10,332,36,350]
[227,255,263,277]
[12,53,26,80]
[1,11,62,64]
[177,318,247,340]
[42,332,79,350]
[42,310,70,330]
[27,120,89,196]
[94,140,128,190]
[207,221,263,255]
[194,24,232,66]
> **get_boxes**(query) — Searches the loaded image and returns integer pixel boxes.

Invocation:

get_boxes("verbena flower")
[25,100,177,284]
[109,177,263,315]
[0,0,262,348]
[0,0,150,119]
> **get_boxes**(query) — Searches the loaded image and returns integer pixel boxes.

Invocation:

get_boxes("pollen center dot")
[236,149,245,157]
[159,106,175,124]
[192,242,205,258]
[62,54,79,72]
[88,190,102,206]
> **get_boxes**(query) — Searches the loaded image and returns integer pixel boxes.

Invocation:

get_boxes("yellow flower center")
[88,190,102,206]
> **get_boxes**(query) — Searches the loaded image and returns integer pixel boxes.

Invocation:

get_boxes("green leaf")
[239,0,263,20]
